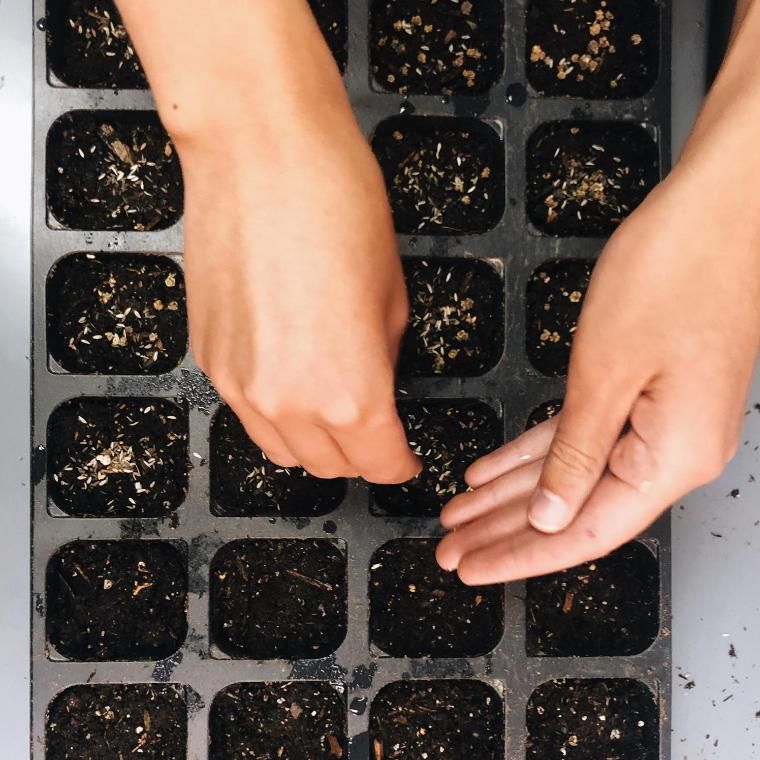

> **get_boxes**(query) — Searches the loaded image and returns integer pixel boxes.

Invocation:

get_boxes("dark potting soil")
[46,684,187,760]
[47,396,189,517]
[398,257,505,377]
[526,0,660,99]
[371,399,502,517]
[46,540,187,660]
[526,679,659,759]
[526,258,594,376]
[527,398,564,429]
[210,405,346,517]
[369,679,505,760]
[369,538,504,657]
[527,121,659,237]
[47,110,183,231]
[309,0,348,73]
[46,252,187,375]
[210,539,347,660]
[373,116,505,235]
[370,0,504,95]
[527,542,660,657]
[209,682,347,760]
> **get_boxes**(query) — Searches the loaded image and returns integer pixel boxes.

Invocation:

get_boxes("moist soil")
[46,252,187,375]
[527,542,660,657]
[46,540,187,661]
[398,257,505,377]
[370,0,504,95]
[372,399,502,517]
[373,115,505,235]
[210,539,347,660]
[527,121,659,237]
[210,405,346,517]
[526,679,659,759]
[527,399,564,429]
[526,0,660,99]
[46,684,187,760]
[209,682,347,760]
[369,538,504,657]
[309,0,348,73]
[47,110,183,231]
[369,679,504,760]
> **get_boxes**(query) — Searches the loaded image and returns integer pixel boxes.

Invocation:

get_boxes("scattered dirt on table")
[527,399,564,429]
[309,0,348,73]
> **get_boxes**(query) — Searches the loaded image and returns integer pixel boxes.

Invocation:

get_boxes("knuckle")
[321,397,366,430]
[243,381,284,419]
[548,435,600,479]
[688,446,727,486]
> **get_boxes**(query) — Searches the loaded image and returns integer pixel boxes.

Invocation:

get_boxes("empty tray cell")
[398,257,505,377]
[309,0,348,73]
[47,110,183,231]
[369,679,504,759]
[46,252,187,374]
[47,396,189,517]
[526,121,659,237]
[369,538,504,657]
[46,540,187,661]
[210,682,347,760]
[527,399,563,429]
[526,0,659,99]
[526,258,594,376]
[373,116,505,235]
[46,684,187,759]
[527,679,659,759]
[210,539,347,659]
[210,405,346,517]
[370,0,504,95]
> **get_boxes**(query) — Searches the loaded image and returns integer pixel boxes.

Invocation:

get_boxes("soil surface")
[47,110,183,231]
[46,684,187,759]
[309,0,348,73]
[210,539,347,660]
[48,396,188,517]
[210,682,347,760]
[527,399,564,429]
[369,538,504,657]
[373,116,505,235]
[46,540,187,660]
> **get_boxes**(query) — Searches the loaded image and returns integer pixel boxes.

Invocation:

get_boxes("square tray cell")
[526,258,594,377]
[526,398,563,429]
[526,0,660,99]
[47,396,189,517]
[526,121,659,237]
[398,257,505,377]
[210,539,347,660]
[370,0,504,95]
[47,110,183,231]
[210,405,346,517]
[46,540,188,661]
[526,541,659,657]
[526,679,659,759]
[209,682,347,760]
[369,538,504,657]
[373,116,505,235]
[372,399,502,517]
[369,679,504,759]
[46,684,187,759]
[46,252,187,375]
[309,0,348,73]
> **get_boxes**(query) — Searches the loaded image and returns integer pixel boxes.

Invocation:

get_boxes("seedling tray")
[32,1,672,758]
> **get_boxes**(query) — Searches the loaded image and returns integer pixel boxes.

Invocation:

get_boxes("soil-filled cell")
[527,399,564,429]
[47,110,183,231]
[373,116,505,235]
[210,539,347,660]
[46,540,187,661]
[309,0,348,72]
[369,538,504,657]
[47,396,188,517]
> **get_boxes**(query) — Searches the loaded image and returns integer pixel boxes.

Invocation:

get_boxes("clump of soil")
[46,252,187,374]
[369,538,504,657]
[210,539,347,660]
[47,396,189,518]
[47,110,183,231]
[398,257,505,377]
[46,540,187,660]
[370,0,504,95]
[46,684,187,759]
[309,0,348,73]
[373,116,505,235]
[210,682,347,760]
[210,406,346,517]
[527,399,564,429]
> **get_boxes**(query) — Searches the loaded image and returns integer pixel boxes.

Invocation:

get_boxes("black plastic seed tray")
[32,1,672,758]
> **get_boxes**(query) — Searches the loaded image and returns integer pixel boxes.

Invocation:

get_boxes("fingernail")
[528,488,572,533]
